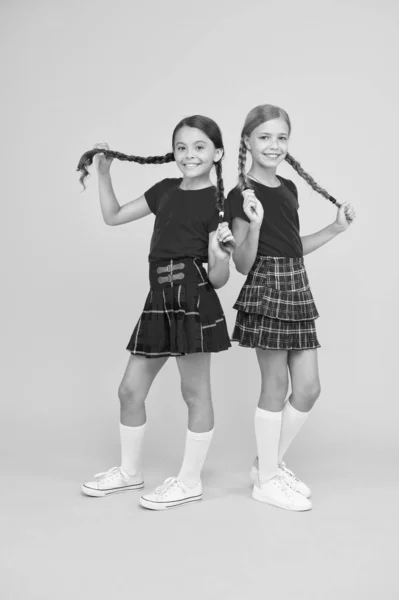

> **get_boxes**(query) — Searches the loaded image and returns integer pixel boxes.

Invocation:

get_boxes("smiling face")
[173,126,223,180]
[246,117,290,170]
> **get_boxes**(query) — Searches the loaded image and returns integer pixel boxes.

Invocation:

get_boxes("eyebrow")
[174,140,208,145]
[258,132,288,135]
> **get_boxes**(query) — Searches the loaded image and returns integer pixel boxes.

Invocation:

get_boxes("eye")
[176,145,185,151]
[279,137,288,141]
[196,145,205,151]
[260,135,269,140]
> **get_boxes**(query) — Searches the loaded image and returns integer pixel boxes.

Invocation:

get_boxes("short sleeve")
[282,178,299,208]
[144,178,178,215]
[227,187,250,223]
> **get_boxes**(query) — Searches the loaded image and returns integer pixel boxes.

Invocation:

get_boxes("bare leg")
[118,354,168,427]
[277,349,321,483]
[256,348,289,411]
[254,349,289,482]
[176,352,213,432]
[175,353,214,487]
[288,349,321,412]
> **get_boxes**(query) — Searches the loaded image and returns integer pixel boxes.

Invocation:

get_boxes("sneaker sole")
[250,466,312,499]
[252,487,312,511]
[139,494,203,511]
[81,482,144,497]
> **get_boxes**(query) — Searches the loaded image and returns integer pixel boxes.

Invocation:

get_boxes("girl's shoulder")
[226,185,242,201]
[145,178,183,215]
[147,177,182,194]
[277,176,298,196]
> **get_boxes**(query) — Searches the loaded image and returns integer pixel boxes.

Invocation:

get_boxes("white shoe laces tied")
[279,462,300,490]
[273,474,295,499]
[154,477,184,498]
[94,466,125,483]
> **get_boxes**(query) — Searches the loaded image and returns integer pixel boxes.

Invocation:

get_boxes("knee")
[261,374,289,401]
[180,381,210,410]
[292,380,321,410]
[118,382,144,410]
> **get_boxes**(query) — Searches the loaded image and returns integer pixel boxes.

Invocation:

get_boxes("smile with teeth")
[184,163,201,168]
[264,154,280,158]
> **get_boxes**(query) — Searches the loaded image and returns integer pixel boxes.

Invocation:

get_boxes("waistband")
[256,255,304,263]
[149,258,208,289]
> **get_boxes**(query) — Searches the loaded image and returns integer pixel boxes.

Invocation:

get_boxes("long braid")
[214,159,225,222]
[285,152,338,205]
[77,149,175,189]
[237,137,252,192]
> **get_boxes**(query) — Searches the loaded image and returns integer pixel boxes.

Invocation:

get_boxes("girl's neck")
[180,175,213,190]
[248,165,280,188]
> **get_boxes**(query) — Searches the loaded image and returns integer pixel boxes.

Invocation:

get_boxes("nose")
[269,138,278,149]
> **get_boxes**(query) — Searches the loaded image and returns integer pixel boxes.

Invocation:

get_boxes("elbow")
[209,272,229,290]
[233,258,249,276]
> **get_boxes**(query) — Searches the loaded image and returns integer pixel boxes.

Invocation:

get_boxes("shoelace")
[94,466,125,482]
[154,477,184,498]
[255,458,300,494]
[273,474,295,499]
[279,462,300,491]
[279,461,296,478]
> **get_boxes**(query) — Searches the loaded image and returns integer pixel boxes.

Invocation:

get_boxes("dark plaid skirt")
[232,256,320,351]
[127,258,231,358]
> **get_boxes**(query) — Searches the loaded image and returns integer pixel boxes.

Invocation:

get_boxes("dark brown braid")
[285,153,337,205]
[214,159,225,222]
[77,149,175,189]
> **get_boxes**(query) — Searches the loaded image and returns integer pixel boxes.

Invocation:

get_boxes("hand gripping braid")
[77,148,175,189]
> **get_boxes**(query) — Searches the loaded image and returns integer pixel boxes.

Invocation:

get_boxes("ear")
[213,148,223,163]
[244,135,251,151]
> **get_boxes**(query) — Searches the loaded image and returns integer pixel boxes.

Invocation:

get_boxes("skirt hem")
[128,343,232,359]
[231,338,321,351]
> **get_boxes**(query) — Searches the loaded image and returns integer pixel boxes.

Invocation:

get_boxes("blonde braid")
[237,138,252,192]
[285,153,337,205]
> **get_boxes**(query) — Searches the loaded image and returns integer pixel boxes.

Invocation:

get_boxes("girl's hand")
[243,189,264,227]
[211,222,236,260]
[93,142,114,174]
[334,201,356,233]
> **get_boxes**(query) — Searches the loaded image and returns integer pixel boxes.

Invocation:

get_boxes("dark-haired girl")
[228,104,355,511]
[78,116,235,510]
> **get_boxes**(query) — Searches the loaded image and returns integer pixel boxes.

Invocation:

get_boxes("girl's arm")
[232,190,264,275]
[94,142,152,226]
[301,201,356,255]
[98,172,151,226]
[208,223,235,289]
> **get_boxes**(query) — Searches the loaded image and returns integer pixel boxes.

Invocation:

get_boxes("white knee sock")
[255,407,282,483]
[278,400,310,463]
[120,422,146,477]
[177,429,214,488]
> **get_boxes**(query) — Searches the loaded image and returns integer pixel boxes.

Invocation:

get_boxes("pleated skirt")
[127,258,231,358]
[232,256,320,351]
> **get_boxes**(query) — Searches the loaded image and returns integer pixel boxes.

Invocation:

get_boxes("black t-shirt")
[227,176,303,258]
[145,178,220,263]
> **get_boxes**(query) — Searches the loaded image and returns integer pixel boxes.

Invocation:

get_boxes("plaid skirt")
[127,258,231,358]
[232,256,320,351]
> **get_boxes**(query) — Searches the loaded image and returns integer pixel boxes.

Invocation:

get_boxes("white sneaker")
[140,477,202,511]
[81,466,144,497]
[253,474,312,511]
[250,457,311,498]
